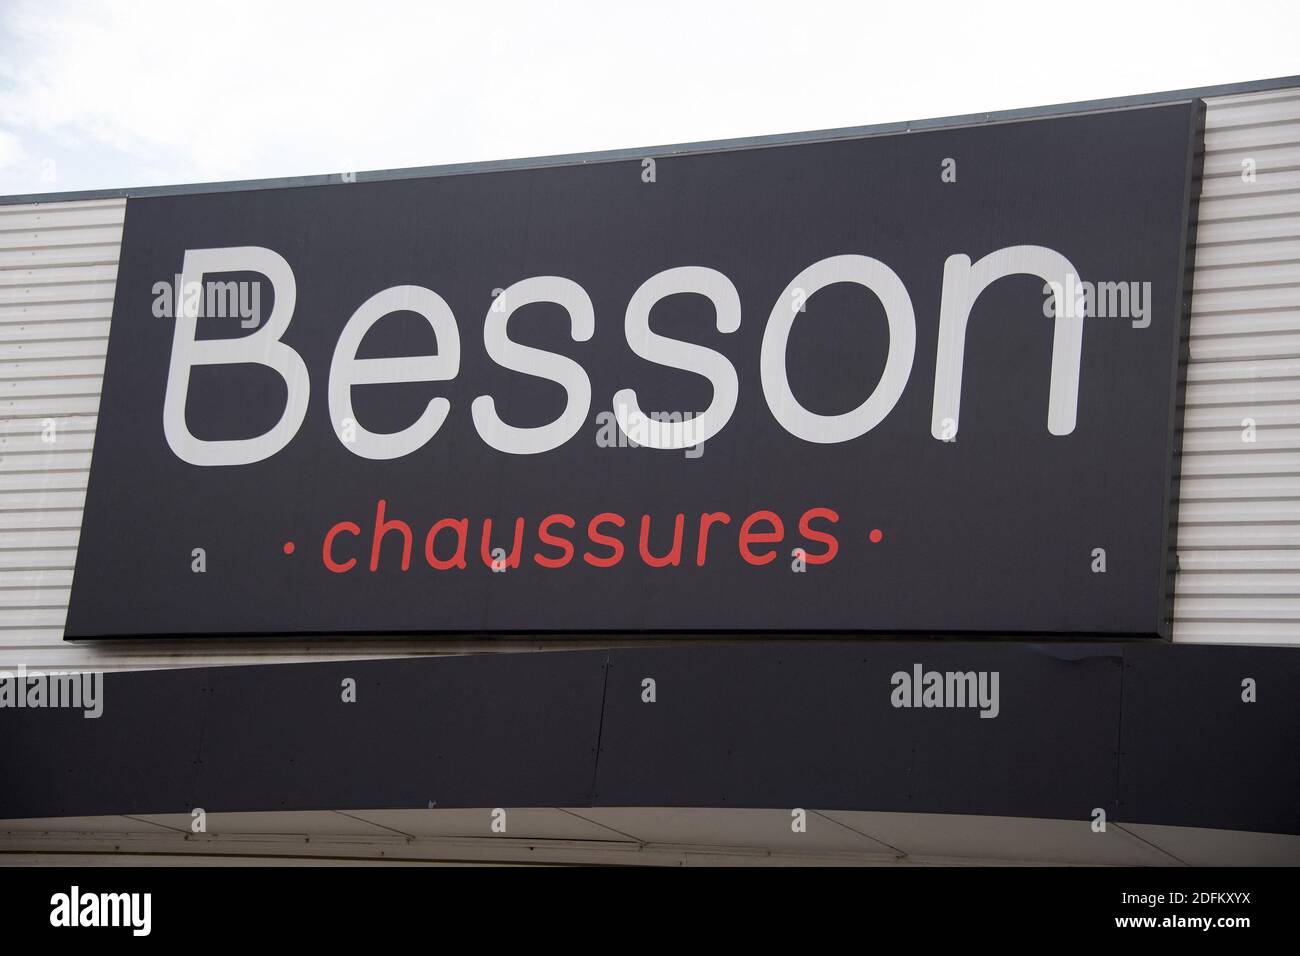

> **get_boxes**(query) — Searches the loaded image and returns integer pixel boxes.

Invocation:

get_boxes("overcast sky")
[1,0,1297,197]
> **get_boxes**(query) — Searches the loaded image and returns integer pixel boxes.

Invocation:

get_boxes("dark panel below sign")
[68,101,1203,638]
[592,643,1123,818]
[1118,644,1300,836]
[3,642,1296,836]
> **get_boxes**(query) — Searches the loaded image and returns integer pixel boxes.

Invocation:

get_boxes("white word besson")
[162,245,1088,467]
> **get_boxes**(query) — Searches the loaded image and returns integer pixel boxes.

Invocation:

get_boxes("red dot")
[869,529,883,544]
[283,541,296,555]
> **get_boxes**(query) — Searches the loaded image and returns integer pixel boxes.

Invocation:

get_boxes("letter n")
[931,246,1084,440]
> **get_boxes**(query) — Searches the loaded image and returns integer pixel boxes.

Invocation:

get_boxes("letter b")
[163,247,308,466]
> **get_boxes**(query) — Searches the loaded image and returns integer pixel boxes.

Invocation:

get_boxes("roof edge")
[3,73,1298,207]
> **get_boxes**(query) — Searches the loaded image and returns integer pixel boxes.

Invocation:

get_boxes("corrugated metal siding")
[1,87,1298,670]
[1177,86,1300,645]
[1,198,120,668]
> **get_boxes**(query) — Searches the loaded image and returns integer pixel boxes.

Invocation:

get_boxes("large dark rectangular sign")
[67,101,1204,638]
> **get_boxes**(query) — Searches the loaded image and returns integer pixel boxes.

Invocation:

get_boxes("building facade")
[2,76,1298,865]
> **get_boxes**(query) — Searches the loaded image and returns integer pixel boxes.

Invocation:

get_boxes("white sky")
[1,0,1298,197]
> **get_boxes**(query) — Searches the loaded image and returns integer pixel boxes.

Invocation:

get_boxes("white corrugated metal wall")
[2,86,1298,671]
[1177,87,1300,645]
